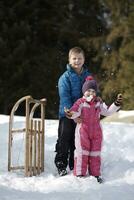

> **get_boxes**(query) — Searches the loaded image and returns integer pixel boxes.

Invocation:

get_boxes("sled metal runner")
[8,95,47,177]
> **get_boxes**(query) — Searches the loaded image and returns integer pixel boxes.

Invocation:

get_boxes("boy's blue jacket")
[58,64,90,118]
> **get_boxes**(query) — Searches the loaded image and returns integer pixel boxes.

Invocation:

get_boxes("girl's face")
[84,89,96,97]
[69,52,85,73]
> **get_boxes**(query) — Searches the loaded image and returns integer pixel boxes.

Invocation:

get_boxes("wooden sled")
[8,95,47,176]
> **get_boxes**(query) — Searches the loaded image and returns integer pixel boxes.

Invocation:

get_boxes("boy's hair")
[69,47,85,59]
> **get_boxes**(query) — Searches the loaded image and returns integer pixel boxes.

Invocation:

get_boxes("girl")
[65,76,122,183]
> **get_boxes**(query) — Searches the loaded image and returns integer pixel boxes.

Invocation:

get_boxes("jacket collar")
[66,64,87,73]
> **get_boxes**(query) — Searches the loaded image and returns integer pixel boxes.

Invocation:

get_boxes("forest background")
[0,0,133,119]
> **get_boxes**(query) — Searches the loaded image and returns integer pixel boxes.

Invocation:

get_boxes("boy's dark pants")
[55,117,76,171]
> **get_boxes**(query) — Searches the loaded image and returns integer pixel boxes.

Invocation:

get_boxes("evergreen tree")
[99,0,134,109]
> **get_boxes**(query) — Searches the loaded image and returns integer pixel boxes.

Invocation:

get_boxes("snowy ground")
[0,113,134,200]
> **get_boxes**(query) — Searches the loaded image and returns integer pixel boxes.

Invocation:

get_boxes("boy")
[65,76,122,183]
[55,47,90,176]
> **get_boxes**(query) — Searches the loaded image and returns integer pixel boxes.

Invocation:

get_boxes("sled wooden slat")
[11,128,26,133]
[33,120,36,175]
[29,119,33,177]
[41,103,45,171]
[10,166,24,170]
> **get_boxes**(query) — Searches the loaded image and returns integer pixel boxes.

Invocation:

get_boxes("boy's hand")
[64,107,73,118]
[115,93,123,106]
[74,117,82,124]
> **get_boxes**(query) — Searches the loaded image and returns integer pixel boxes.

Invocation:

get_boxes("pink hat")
[82,76,98,94]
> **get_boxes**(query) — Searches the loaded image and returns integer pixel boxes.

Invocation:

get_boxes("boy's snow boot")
[58,168,67,176]
[95,176,103,184]
[55,160,67,176]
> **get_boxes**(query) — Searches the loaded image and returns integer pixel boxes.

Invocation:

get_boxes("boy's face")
[69,52,85,72]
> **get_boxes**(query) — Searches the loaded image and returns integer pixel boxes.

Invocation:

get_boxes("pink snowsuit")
[70,97,120,176]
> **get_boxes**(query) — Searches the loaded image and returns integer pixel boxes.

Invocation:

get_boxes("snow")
[118,110,134,118]
[0,113,134,200]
